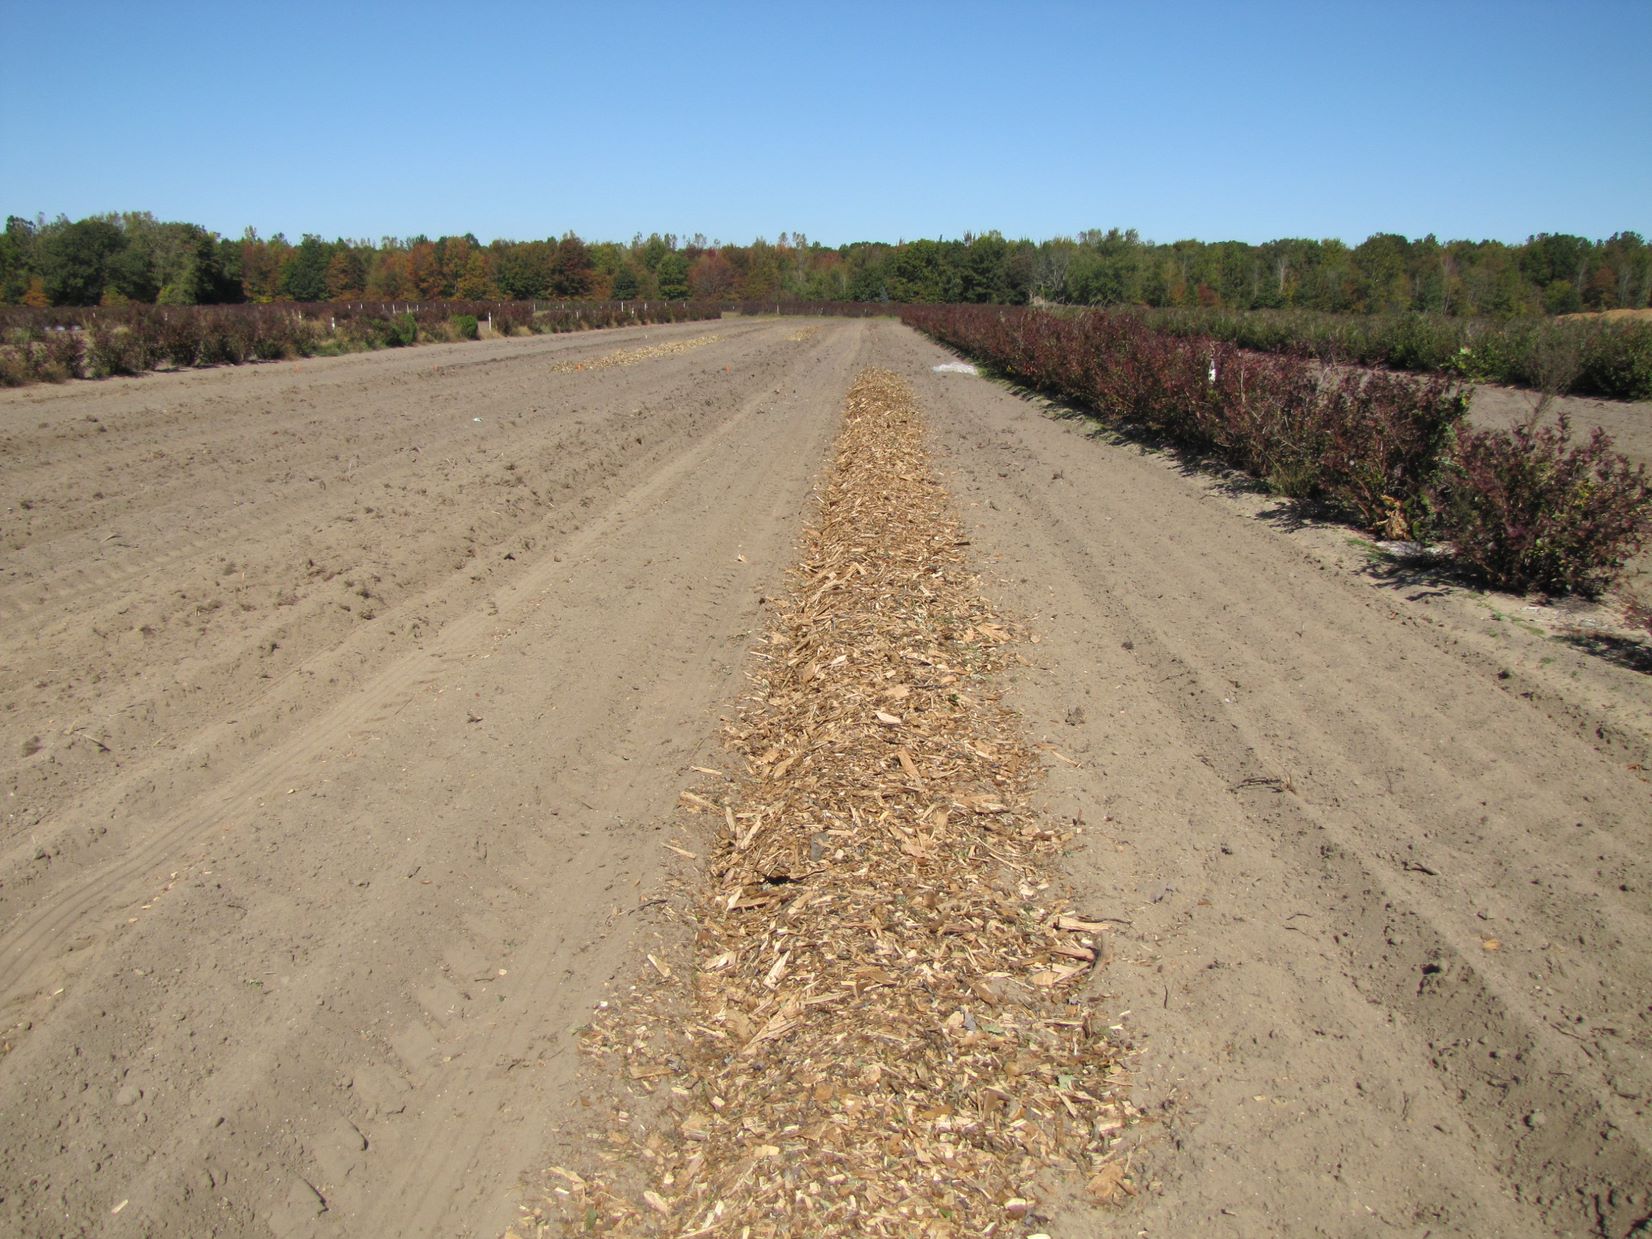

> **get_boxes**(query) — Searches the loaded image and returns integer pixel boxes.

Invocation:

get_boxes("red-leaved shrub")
[1437,416,1651,595]
[903,304,1650,592]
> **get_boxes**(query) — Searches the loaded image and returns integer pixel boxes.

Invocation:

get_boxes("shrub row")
[722,301,893,318]
[0,299,721,386]
[902,304,1651,595]
[1136,306,1652,402]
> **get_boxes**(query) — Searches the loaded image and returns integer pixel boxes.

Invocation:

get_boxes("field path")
[2,318,1648,1237]
[874,324,1651,1238]
[0,319,867,1236]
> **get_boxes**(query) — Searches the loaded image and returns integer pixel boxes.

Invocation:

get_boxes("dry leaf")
[1087,1163,1128,1202]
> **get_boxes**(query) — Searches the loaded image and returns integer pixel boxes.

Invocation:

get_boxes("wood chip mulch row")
[547,333,723,374]
[549,368,1136,1237]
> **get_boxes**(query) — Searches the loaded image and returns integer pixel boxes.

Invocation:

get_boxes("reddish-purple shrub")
[903,303,1470,535]
[1292,369,1467,534]
[153,307,203,367]
[904,304,1652,591]
[1438,415,1651,595]
[84,316,161,376]
[38,329,85,380]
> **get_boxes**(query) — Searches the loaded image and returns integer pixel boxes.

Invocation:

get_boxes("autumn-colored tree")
[408,241,443,299]
[455,250,497,300]
[737,238,782,300]
[325,250,366,300]
[21,275,49,307]
[550,234,594,297]
[1582,264,1619,311]
[689,251,736,300]
[240,230,289,302]
[366,249,412,300]
[438,235,476,296]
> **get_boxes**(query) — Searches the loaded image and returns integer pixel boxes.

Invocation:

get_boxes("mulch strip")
[548,333,723,374]
[545,368,1135,1236]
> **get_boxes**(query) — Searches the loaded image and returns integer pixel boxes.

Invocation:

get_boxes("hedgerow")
[0,299,721,386]
[902,304,1651,594]
[1138,307,1652,402]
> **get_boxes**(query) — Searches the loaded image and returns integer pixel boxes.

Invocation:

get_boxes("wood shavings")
[546,333,723,374]
[559,369,1135,1237]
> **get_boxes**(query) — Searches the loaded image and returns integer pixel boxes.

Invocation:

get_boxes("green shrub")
[451,314,479,341]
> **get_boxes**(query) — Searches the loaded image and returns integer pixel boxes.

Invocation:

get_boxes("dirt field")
[1,319,1648,1237]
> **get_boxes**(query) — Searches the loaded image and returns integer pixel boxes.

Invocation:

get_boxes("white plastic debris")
[931,362,978,375]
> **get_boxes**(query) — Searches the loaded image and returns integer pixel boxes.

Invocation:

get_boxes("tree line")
[3,213,1648,318]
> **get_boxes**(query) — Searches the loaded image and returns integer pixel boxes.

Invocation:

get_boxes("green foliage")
[450,313,479,340]
[656,252,690,300]
[388,312,417,347]
[40,218,125,305]
[281,235,332,302]
[1143,307,1652,401]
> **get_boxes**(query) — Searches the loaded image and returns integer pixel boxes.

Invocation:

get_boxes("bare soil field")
[2,318,1648,1237]
[1467,382,1651,474]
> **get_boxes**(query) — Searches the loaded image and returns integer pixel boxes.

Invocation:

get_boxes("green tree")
[40,216,125,305]
[212,236,246,302]
[656,252,690,299]
[1543,279,1581,315]
[1352,233,1412,313]
[1521,233,1592,293]
[885,239,950,303]
[0,216,36,303]
[1602,232,1650,308]
[492,240,551,300]
[280,235,333,302]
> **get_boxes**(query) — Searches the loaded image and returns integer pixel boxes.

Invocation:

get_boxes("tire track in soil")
[0,319,870,1238]
[869,322,1651,1237]
[0,321,772,625]
[0,319,792,915]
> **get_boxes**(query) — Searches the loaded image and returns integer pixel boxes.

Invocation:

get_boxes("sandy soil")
[882,324,1652,1238]
[2,318,1648,1237]
[1467,382,1651,474]
[0,320,869,1236]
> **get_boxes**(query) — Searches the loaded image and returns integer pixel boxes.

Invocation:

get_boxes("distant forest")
[3,213,1649,318]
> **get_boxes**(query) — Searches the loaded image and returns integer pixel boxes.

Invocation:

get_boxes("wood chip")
[561,369,1131,1237]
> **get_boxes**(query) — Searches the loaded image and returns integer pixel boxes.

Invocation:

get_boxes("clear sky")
[2,0,1647,248]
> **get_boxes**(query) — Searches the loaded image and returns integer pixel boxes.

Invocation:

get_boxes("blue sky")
[3,0,1647,248]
